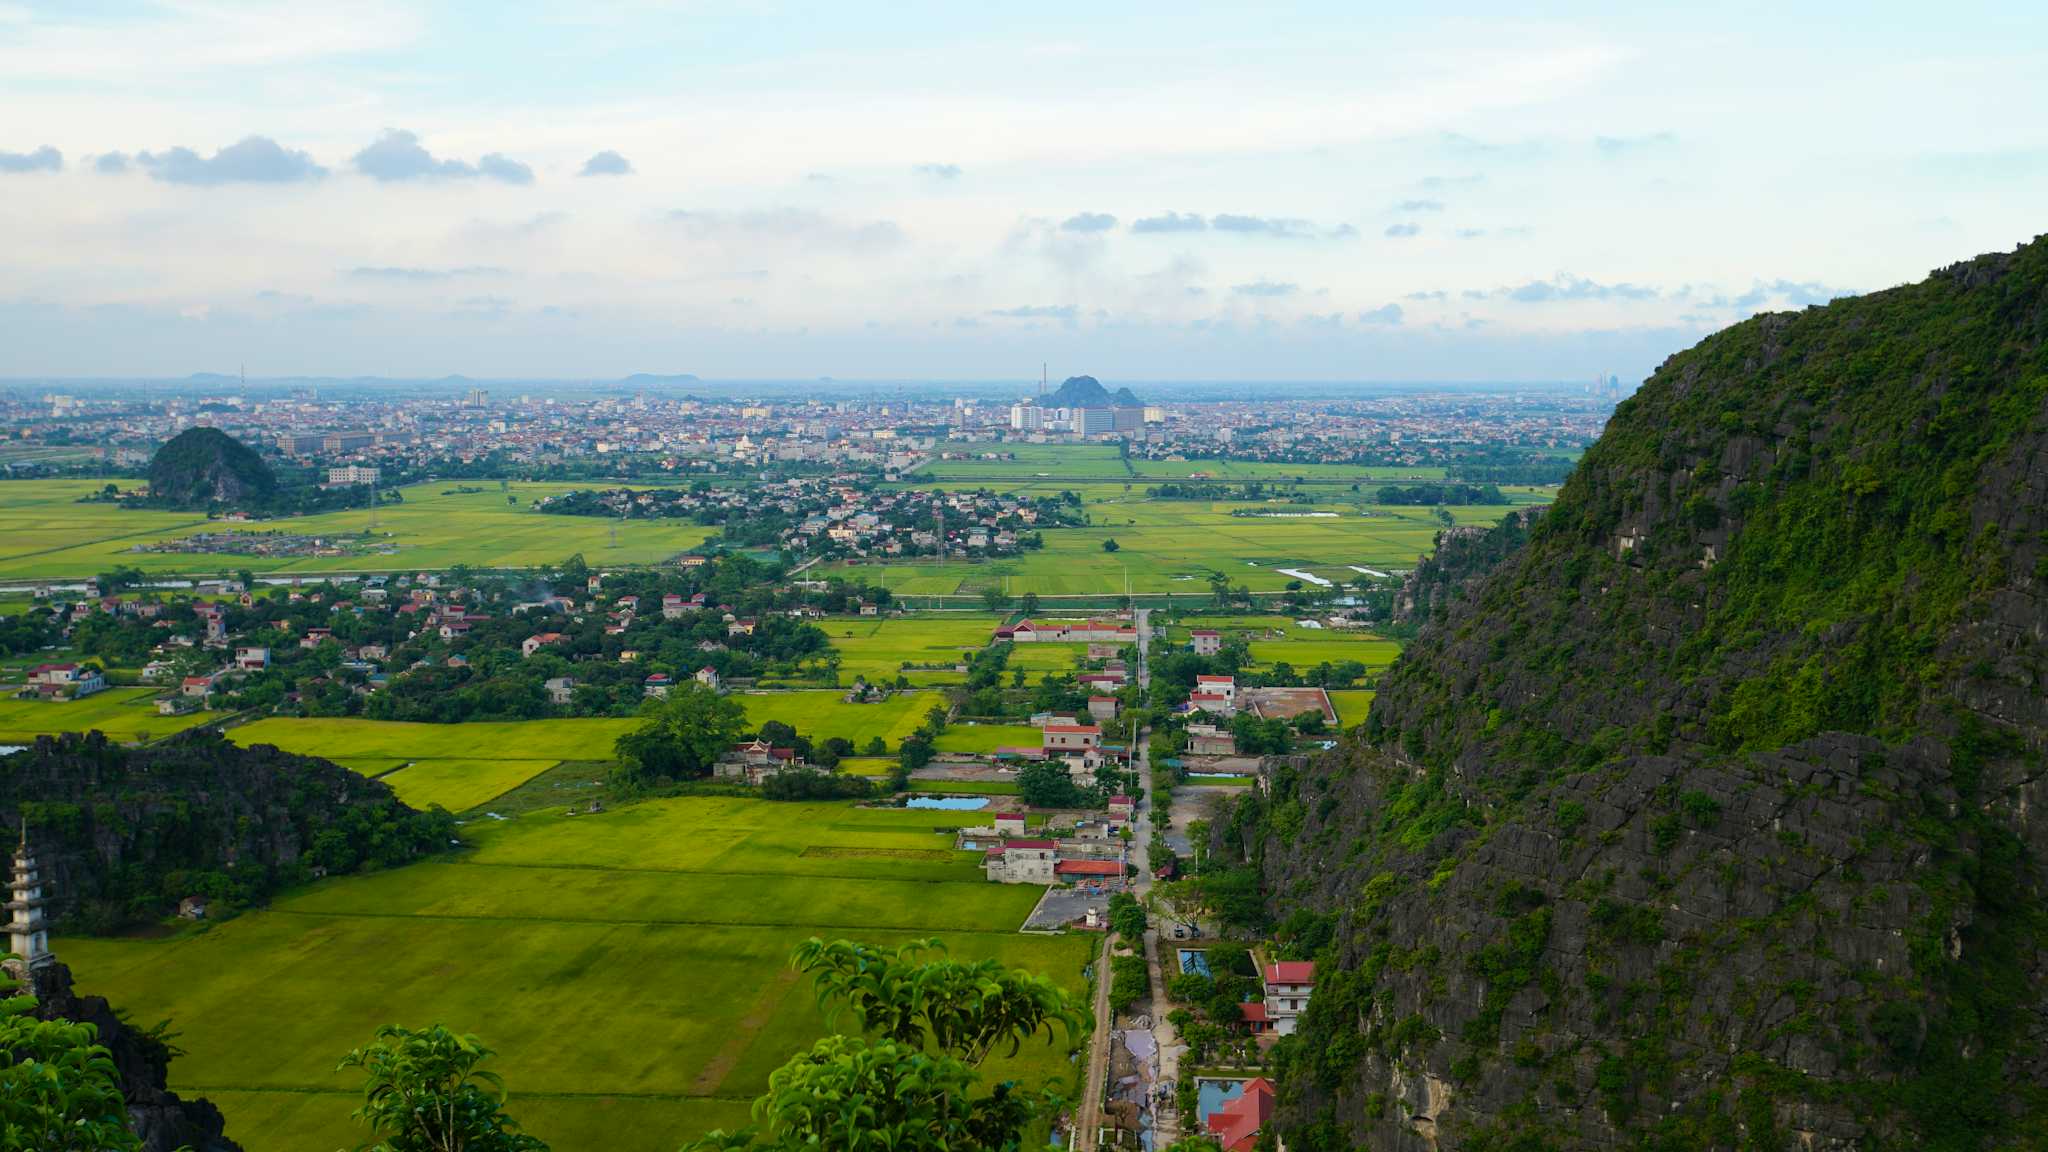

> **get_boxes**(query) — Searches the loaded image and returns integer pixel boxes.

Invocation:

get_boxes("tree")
[0,970,137,1152]
[1019,592,1040,615]
[1016,759,1085,808]
[686,938,1081,1152]
[337,1024,547,1152]
[1101,538,1120,553]
[612,682,749,789]
[981,588,1013,612]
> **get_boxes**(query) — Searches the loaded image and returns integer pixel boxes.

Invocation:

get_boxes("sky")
[1,1,2044,383]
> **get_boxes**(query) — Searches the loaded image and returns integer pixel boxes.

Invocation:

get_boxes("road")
[1073,933,1114,1150]
[1131,609,1187,1145]
[1075,608,1187,1149]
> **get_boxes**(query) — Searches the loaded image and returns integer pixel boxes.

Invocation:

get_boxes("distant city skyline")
[1,1,2043,381]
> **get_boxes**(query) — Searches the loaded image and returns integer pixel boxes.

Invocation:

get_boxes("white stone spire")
[5,826,55,975]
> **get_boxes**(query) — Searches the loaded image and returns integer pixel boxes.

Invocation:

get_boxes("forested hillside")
[1226,237,2048,1150]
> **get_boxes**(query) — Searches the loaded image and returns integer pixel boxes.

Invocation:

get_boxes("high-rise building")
[1076,408,1115,435]
[466,387,490,407]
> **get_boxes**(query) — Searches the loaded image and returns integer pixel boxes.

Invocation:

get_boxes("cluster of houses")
[17,663,108,701]
[992,618,1138,644]
[537,477,1061,560]
[968,804,1135,887]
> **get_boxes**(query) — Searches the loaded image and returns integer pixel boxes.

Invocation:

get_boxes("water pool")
[1178,949,1211,977]
[905,796,990,810]
[1196,1078,1247,1125]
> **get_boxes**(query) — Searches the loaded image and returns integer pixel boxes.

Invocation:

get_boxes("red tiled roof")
[1239,1002,1269,1022]
[1206,1078,1276,1152]
[1055,859,1123,877]
[1043,724,1101,734]
[1003,839,1057,850]
[1266,961,1316,985]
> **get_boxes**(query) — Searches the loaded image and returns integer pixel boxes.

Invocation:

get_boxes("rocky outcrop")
[1237,236,2048,1150]
[144,427,276,508]
[1390,509,1539,629]
[28,960,243,1152]
[0,730,453,931]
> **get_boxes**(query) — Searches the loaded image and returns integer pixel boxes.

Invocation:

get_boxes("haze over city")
[3,0,2044,381]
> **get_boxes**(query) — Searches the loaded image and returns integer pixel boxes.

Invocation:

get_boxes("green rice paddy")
[0,479,715,579]
[59,797,1096,1152]
[0,686,220,744]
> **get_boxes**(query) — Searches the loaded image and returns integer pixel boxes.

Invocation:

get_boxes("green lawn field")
[909,778,1020,795]
[58,797,1096,1152]
[916,443,1448,484]
[0,479,716,579]
[232,694,945,790]
[935,722,1042,753]
[737,690,944,749]
[816,614,1001,686]
[231,716,638,761]
[0,686,220,744]
[837,493,1548,597]
[1328,690,1376,726]
[376,759,563,812]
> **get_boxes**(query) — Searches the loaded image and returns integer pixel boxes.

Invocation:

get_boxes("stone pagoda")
[4,826,55,979]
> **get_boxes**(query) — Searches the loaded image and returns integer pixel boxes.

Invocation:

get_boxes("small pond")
[1178,949,1211,977]
[1196,1078,1248,1125]
[905,796,990,810]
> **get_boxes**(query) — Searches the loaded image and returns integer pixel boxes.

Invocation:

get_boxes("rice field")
[0,479,716,579]
[0,686,221,744]
[58,796,1096,1152]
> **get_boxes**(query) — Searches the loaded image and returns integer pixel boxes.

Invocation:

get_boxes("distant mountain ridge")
[1041,375,1140,408]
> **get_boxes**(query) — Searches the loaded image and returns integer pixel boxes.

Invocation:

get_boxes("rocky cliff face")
[28,961,243,1152]
[1391,509,1540,630]
[1,730,453,931]
[1236,237,2048,1150]
[144,426,276,508]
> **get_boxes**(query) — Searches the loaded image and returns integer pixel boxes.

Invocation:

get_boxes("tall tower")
[6,828,54,975]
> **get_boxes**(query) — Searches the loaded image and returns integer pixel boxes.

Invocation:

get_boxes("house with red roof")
[1190,628,1222,655]
[713,738,798,785]
[1263,961,1316,1035]
[1042,723,1101,753]
[1205,1078,1275,1152]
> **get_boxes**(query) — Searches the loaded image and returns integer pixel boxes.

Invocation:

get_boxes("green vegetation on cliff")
[2,730,455,931]
[1230,236,2048,1151]
[144,427,278,509]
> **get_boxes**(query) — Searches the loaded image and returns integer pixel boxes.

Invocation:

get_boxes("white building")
[327,465,381,486]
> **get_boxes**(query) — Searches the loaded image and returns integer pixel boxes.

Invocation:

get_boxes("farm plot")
[1327,690,1377,726]
[934,722,1042,754]
[0,687,220,744]
[736,690,945,749]
[1165,615,1400,675]
[0,480,717,579]
[58,797,1095,1152]
[818,614,1001,686]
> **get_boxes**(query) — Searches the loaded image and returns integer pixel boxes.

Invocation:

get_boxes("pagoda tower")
[5,827,54,976]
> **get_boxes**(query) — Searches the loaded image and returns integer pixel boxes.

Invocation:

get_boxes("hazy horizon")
[3,1,2043,381]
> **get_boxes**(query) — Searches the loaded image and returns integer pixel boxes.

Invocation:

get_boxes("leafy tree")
[337,1024,547,1152]
[0,969,137,1152]
[1101,538,1120,553]
[1019,592,1040,615]
[1016,759,1087,808]
[612,683,749,789]
[686,938,1081,1152]
[981,588,1013,612]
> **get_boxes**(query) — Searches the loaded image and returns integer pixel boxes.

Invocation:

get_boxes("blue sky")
[1,0,2043,381]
